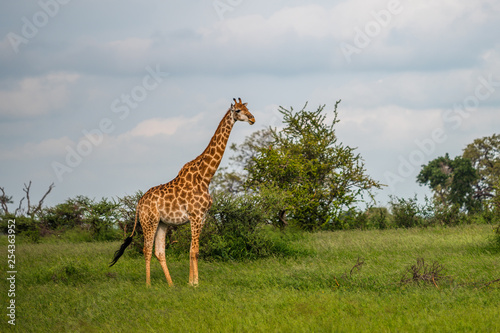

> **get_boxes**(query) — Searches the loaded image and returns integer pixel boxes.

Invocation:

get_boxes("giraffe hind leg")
[142,217,158,287]
[155,223,174,286]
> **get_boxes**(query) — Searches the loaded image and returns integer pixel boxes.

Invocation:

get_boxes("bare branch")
[32,182,55,216]
[480,278,500,289]
[15,197,25,216]
[23,181,32,215]
[278,210,288,226]
[349,257,365,277]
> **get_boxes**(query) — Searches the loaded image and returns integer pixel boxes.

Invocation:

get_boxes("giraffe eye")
[235,109,241,113]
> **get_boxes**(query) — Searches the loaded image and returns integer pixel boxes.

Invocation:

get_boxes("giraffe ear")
[243,103,248,106]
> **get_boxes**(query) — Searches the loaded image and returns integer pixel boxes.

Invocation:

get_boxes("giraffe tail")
[109,206,139,267]
[109,236,133,267]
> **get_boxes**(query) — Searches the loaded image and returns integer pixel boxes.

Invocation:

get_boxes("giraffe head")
[231,98,255,125]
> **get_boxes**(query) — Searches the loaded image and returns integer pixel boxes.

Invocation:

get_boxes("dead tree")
[0,182,54,217]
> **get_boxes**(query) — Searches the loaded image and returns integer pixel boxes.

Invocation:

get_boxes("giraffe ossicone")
[110,98,255,286]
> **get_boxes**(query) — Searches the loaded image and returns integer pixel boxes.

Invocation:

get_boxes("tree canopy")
[463,134,500,204]
[213,101,383,230]
[417,133,499,213]
[417,153,479,212]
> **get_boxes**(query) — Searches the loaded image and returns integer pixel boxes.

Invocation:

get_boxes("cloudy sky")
[1,0,499,209]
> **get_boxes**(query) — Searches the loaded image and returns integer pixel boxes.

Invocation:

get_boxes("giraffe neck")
[194,109,235,186]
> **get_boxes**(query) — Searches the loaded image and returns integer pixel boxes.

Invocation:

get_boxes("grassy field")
[1,224,499,332]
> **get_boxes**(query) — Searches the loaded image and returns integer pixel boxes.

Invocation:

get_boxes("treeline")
[0,189,142,243]
[1,102,499,259]
[209,102,500,231]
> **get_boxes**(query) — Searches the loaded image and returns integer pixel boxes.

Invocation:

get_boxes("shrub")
[400,258,448,287]
[476,207,500,225]
[366,207,391,230]
[84,197,121,241]
[430,203,464,226]
[40,197,87,232]
[0,214,41,242]
[40,196,121,241]
[345,209,370,230]
[331,206,392,231]
[167,192,305,261]
[390,196,424,228]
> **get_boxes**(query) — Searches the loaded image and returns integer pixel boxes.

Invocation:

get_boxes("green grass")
[1,224,499,332]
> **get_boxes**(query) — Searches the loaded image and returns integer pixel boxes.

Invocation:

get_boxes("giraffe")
[110,98,255,286]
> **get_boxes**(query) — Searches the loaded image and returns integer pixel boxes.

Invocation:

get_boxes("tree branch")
[32,182,55,216]
[21,181,55,217]
[0,187,10,215]
[14,197,25,216]
[23,181,32,215]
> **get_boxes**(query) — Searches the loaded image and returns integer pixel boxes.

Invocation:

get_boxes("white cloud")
[0,136,73,161]
[194,1,500,74]
[202,2,399,42]
[0,73,79,117]
[127,114,203,138]
[209,5,333,41]
[395,0,497,35]
[84,37,152,69]
[338,106,444,150]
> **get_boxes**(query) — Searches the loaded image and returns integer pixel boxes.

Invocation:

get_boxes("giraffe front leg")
[189,218,202,286]
[189,240,199,286]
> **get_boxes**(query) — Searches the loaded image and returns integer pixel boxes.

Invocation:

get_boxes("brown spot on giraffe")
[109,98,255,286]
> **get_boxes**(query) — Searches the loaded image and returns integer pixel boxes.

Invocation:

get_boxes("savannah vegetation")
[1,102,499,331]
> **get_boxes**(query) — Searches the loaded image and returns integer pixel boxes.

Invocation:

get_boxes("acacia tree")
[417,153,479,212]
[234,101,382,230]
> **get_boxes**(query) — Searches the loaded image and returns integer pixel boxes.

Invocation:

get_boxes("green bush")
[166,192,305,261]
[84,197,121,241]
[476,207,500,225]
[332,206,391,231]
[366,207,391,230]
[430,203,464,226]
[389,196,424,229]
[1,195,124,243]
[40,198,86,231]
[0,214,41,242]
